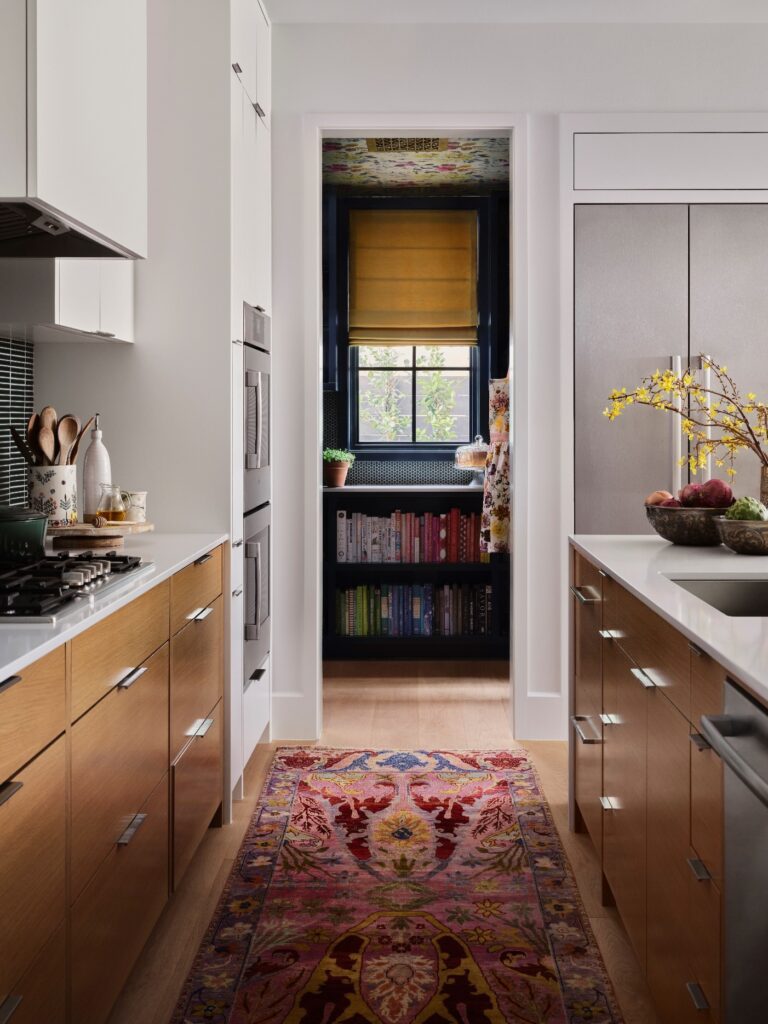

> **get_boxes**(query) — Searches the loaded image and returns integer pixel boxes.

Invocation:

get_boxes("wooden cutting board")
[46,521,155,537]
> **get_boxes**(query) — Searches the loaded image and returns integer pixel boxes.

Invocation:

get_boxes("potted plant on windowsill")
[323,448,355,488]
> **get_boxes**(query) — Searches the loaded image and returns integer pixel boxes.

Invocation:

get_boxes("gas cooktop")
[0,550,155,625]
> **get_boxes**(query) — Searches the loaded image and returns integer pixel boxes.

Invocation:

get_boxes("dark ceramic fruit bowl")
[715,517,768,555]
[645,504,723,546]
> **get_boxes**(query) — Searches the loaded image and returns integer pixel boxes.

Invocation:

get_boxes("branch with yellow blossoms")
[603,356,768,478]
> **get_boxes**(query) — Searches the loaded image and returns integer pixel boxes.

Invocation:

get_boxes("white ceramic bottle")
[82,414,112,521]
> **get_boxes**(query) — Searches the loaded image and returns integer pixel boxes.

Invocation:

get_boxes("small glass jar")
[455,435,489,487]
[96,483,127,522]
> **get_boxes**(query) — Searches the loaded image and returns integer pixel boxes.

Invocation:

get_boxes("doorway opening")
[319,132,512,728]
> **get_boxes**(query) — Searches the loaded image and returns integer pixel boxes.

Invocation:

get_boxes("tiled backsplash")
[0,337,34,506]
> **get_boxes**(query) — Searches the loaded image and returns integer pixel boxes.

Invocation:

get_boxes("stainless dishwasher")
[701,679,768,1024]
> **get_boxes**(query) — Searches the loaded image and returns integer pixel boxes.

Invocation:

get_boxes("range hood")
[0,202,130,258]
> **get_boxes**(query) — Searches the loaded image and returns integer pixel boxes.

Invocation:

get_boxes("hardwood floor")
[108,662,659,1024]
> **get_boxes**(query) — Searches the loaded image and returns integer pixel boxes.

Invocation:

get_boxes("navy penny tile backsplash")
[0,337,34,506]
[322,391,466,486]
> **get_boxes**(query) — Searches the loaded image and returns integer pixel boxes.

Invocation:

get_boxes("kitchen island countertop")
[571,534,768,705]
[0,532,228,681]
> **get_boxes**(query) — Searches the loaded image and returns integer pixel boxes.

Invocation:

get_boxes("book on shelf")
[334,582,494,638]
[334,509,489,565]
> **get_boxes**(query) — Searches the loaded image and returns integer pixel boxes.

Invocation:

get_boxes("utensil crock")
[28,465,78,527]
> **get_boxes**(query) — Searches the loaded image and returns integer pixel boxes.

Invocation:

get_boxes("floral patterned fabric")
[481,378,510,554]
[171,748,622,1024]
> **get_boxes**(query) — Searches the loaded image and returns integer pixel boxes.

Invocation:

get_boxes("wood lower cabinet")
[170,595,224,761]
[71,776,170,1024]
[71,643,169,901]
[172,700,223,888]
[170,546,222,634]
[571,545,726,1024]
[0,924,66,1024]
[0,646,65,785]
[0,736,66,1008]
[602,636,648,968]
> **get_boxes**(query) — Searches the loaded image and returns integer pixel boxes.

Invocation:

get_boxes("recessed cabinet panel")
[0,646,65,785]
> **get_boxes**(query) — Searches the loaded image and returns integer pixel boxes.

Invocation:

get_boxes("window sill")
[349,448,460,462]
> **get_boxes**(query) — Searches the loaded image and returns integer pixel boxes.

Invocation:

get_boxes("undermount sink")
[671,577,768,617]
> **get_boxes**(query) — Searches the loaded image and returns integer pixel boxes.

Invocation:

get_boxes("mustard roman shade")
[348,209,478,345]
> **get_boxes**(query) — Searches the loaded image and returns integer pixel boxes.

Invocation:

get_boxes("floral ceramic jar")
[28,465,78,527]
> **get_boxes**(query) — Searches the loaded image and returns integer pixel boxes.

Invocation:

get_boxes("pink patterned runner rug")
[171,748,622,1023]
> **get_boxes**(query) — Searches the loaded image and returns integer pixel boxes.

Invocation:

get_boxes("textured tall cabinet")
[575,203,768,534]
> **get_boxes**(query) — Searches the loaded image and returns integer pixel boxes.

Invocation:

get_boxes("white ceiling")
[264,0,768,24]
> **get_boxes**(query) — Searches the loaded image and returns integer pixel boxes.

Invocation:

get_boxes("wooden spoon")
[39,406,57,432]
[57,415,80,466]
[68,415,94,466]
[26,412,42,464]
[38,425,57,466]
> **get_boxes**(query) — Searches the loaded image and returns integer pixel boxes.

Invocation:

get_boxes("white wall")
[270,21,768,739]
[35,0,232,534]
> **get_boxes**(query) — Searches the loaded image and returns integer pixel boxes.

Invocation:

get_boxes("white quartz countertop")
[0,532,228,682]
[570,535,768,704]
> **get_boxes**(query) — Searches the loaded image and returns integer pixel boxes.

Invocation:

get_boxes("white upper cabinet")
[0,0,147,258]
[231,0,270,129]
[0,259,134,343]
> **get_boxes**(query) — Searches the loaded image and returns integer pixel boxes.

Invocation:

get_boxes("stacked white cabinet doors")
[229,0,271,801]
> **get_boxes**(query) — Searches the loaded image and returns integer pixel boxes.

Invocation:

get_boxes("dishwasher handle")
[700,713,768,810]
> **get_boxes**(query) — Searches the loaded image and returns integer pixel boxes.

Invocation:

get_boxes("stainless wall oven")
[244,502,270,678]
[244,305,271,512]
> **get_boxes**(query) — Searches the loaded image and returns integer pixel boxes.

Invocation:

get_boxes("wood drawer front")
[71,775,169,1024]
[0,924,66,1024]
[170,596,223,761]
[614,584,691,719]
[688,856,721,1023]
[170,546,222,635]
[572,551,603,719]
[71,581,170,722]
[71,643,169,901]
[572,713,603,859]
[690,653,726,725]
[172,701,223,889]
[691,731,723,884]
[0,737,65,1004]
[0,647,65,784]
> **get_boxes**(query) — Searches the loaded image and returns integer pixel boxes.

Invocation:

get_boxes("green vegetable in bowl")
[724,496,768,521]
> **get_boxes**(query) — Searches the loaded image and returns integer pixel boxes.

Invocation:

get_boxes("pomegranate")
[678,483,704,507]
[698,478,734,509]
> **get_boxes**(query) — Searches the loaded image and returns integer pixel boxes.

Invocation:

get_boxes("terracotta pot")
[323,461,351,487]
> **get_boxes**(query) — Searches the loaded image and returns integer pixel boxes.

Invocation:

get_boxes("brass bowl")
[645,505,723,546]
[715,516,768,555]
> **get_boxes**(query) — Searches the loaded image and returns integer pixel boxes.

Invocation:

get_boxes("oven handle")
[245,540,261,641]
[700,712,768,810]
[245,369,262,470]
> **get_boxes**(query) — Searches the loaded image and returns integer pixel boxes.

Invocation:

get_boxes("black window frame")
[323,192,508,461]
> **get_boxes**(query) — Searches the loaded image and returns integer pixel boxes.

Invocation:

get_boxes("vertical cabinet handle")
[0,995,22,1024]
[686,981,710,1011]
[0,674,22,697]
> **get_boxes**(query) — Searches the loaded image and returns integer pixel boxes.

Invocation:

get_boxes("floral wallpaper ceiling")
[322,137,509,190]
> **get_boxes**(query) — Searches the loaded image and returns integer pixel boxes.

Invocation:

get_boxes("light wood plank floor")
[109,663,659,1024]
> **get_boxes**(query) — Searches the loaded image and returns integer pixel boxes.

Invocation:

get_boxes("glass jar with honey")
[96,483,127,522]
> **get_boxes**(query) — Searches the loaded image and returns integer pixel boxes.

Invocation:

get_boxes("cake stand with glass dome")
[454,435,489,487]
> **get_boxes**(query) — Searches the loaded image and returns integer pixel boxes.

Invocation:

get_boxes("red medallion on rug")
[171,749,622,1023]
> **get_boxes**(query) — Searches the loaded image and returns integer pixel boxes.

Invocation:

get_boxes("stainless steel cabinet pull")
[571,715,602,744]
[232,62,242,73]
[689,732,710,752]
[0,674,22,697]
[195,718,214,738]
[244,667,267,694]
[232,539,243,548]
[194,552,213,566]
[688,641,705,658]
[0,780,23,809]
[118,665,148,690]
[0,995,22,1024]
[232,587,243,598]
[254,101,266,118]
[117,813,147,847]
[600,713,616,726]
[687,857,712,882]
[630,666,656,689]
[686,981,710,1011]
[570,585,600,605]
[194,606,214,622]
[599,629,625,640]
[599,796,614,811]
